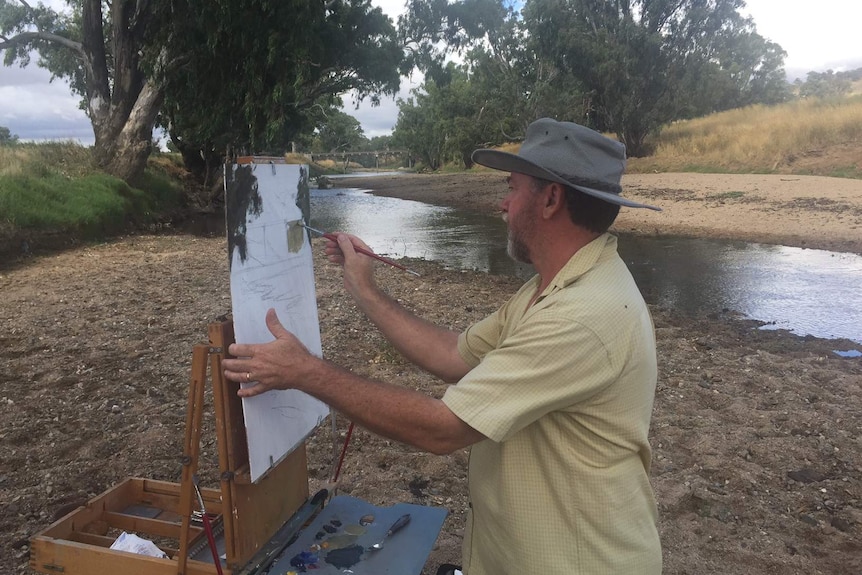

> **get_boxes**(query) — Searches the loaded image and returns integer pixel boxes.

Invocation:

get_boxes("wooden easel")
[30,320,312,575]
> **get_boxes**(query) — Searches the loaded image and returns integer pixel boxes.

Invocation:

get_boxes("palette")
[268,495,447,574]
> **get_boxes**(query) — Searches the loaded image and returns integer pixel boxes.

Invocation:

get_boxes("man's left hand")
[223,308,314,398]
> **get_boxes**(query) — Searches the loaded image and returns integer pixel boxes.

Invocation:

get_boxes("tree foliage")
[395,0,789,160]
[0,0,402,183]
[796,70,853,100]
[310,110,366,153]
[153,0,402,179]
[523,0,789,155]
[0,125,19,145]
[394,0,591,167]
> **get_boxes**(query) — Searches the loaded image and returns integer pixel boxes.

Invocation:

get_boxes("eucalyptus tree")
[797,70,853,100]
[312,110,366,153]
[154,0,402,182]
[396,0,589,162]
[0,0,402,183]
[1,0,170,180]
[0,125,19,145]
[523,0,789,155]
[397,0,788,157]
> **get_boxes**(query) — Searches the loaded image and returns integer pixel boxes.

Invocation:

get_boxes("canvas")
[225,159,329,483]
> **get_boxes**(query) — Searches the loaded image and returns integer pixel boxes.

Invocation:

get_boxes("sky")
[1,0,861,144]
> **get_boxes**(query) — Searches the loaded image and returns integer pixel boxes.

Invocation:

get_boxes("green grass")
[0,143,183,250]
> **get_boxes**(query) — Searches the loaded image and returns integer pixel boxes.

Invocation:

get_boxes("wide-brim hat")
[472,118,661,211]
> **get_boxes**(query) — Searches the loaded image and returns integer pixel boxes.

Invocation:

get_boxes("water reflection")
[310,187,533,278]
[311,187,862,344]
[620,238,862,342]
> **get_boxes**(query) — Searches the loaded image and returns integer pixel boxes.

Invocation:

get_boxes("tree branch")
[0,30,84,55]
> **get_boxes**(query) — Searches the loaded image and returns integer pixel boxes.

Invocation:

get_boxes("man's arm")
[222,309,486,454]
[326,233,472,383]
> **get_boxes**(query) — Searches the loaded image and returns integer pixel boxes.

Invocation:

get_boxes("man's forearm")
[351,284,470,383]
[301,357,483,454]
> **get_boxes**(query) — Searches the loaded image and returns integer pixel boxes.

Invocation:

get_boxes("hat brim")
[472,149,661,211]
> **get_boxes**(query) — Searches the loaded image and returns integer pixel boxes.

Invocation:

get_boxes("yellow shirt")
[442,233,661,575]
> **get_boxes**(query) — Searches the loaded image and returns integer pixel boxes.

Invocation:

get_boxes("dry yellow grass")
[627,97,862,176]
[0,147,31,176]
[0,142,94,178]
[284,152,313,164]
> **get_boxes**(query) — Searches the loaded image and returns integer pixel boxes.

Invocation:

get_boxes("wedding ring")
[246,372,251,382]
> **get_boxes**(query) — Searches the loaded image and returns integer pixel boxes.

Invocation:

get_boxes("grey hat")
[472,118,661,211]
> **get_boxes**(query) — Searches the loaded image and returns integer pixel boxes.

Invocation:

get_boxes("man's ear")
[543,183,566,217]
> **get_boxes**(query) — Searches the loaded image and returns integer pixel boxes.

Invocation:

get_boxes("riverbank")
[2,172,860,574]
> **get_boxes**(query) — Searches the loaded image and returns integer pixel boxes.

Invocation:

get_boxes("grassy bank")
[627,97,862,177]
[0,143,184,259]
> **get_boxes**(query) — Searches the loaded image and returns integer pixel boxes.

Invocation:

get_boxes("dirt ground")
[2,172,861,575]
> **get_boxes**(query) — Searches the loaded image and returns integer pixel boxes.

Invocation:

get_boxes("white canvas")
[225,161,329,483]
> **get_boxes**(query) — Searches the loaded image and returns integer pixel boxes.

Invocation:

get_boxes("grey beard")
[507,231,532,264]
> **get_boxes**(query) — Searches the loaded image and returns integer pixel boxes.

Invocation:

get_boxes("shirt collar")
[534,233,618,301]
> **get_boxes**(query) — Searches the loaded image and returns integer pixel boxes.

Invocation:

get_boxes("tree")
[393,89,448,170]
[153,0,402,182]
[796,70,853,100]
[1,0,169,180]
[313,110,366,153]
[396,0,590,164]
[398,0,789,157]
[523,0,789,155]
[0,125,19,145]
[1,0,402,183]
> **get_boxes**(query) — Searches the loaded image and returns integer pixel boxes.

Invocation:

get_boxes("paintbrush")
[300,222,421,277]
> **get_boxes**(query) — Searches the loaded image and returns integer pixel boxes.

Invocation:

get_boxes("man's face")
[501,173,541,264]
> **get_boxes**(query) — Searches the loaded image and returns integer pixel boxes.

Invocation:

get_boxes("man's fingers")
[336,234,357,259]
[228,343,255,358]
[265,308,291,339]
[237,383,267,398]
[223,368,250,383]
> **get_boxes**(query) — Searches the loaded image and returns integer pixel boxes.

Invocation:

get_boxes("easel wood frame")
[30,320,310,575]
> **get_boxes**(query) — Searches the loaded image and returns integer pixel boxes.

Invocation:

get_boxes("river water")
[310,185,862,345]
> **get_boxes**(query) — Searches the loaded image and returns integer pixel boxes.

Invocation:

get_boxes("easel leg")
[177,344,211,574]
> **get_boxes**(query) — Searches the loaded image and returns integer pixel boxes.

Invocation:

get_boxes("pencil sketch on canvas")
[225,159,329,483]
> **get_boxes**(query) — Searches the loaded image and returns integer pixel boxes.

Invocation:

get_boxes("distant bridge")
[310,149,412,168]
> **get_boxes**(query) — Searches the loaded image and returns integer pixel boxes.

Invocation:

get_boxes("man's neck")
[532,228,602,296]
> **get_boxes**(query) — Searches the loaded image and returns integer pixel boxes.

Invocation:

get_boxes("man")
[223,118,663,574]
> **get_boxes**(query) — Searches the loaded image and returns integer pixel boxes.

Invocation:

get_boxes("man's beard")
[505,212,534,264]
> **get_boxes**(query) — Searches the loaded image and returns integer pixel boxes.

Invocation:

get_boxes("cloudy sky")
[2,0,861,143]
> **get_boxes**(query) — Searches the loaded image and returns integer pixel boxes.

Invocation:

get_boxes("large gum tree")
[0,0,402,183]
[1,0,168,180]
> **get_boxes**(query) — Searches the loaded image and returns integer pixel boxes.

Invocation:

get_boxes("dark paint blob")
[323,523,337,533]
[325,544,364,569]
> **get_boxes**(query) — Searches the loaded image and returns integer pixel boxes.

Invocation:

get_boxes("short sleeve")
[443,307,617,442]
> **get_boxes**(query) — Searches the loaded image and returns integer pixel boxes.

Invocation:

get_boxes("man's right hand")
[323,232,377,297]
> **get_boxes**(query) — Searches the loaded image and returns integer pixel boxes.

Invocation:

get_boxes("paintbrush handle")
[320,232,419,276]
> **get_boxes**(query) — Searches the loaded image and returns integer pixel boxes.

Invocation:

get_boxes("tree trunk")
[83,0,161,183]
[92,80,164,182]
